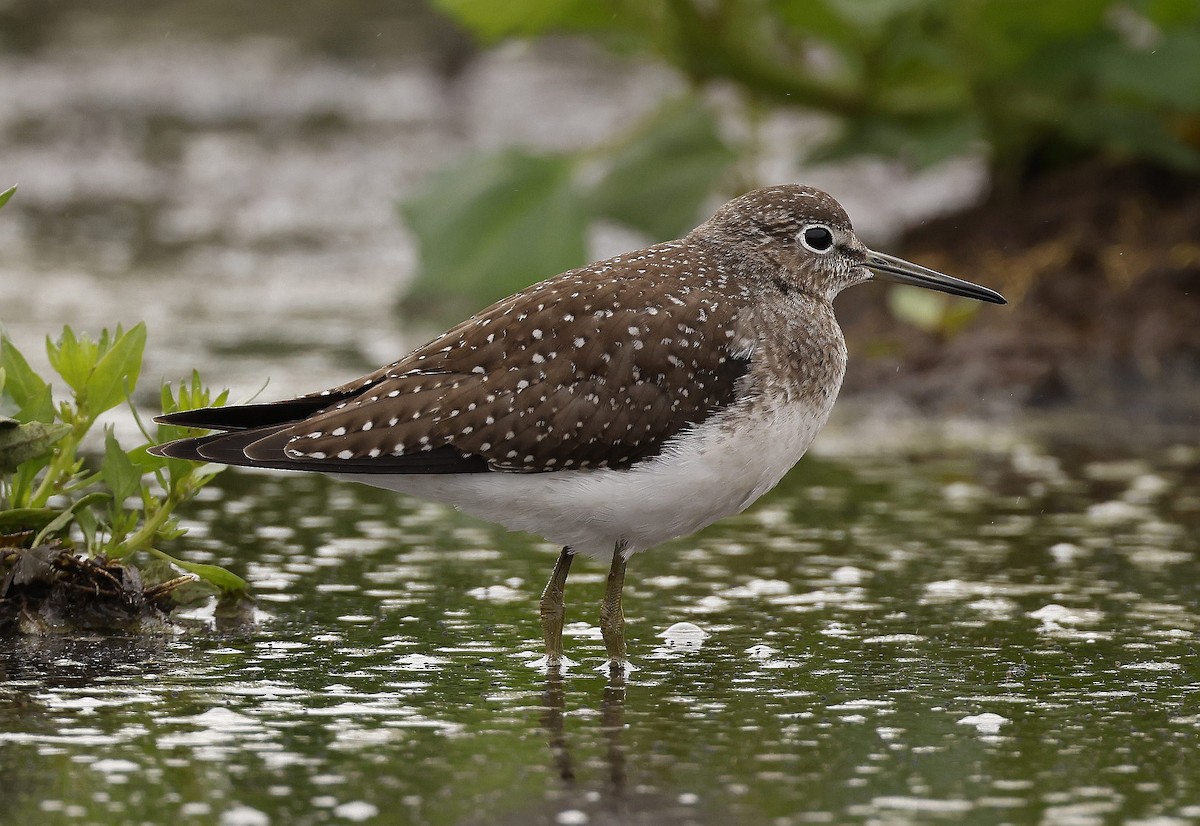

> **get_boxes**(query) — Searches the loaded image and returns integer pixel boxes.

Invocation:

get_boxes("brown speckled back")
[264,240,756,472]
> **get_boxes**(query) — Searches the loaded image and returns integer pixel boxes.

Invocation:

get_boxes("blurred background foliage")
[400,0,1200,320]
[1,0,1196,412]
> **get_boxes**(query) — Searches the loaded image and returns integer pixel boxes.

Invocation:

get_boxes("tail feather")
[151,387,490,475]
[149,424,490,474]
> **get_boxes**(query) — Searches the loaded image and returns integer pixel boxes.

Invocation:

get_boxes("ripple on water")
[2,427,1198,824]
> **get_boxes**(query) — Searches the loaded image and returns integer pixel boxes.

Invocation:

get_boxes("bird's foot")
[595,657,638,679]
[529,653,578,671]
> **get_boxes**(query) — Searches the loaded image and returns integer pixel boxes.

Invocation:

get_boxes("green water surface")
[1,427,1198,825]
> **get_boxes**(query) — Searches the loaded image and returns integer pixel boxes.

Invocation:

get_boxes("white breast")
[336,394,835,559]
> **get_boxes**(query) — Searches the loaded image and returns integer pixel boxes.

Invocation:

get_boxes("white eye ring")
[799,224,835,254]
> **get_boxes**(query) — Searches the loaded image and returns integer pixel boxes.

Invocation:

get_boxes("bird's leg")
[540,546,574,665]
[599,543,629,668]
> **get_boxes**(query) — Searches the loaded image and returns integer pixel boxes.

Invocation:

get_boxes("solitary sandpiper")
[151,184,1005,668]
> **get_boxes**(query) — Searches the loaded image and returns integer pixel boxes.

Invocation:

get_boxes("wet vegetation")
[0,279,248,632]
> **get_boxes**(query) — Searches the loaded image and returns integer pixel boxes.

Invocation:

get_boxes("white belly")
[335,397,832,558]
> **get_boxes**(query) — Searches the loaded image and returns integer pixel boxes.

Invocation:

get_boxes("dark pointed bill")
[866,250,1007,305]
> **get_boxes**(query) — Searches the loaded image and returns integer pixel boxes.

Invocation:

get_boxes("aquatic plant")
[0,323,245,584]
[1,186,245,630]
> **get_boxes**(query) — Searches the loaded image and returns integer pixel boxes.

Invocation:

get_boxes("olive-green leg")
[539,547,574,665]
[599,543,628,667]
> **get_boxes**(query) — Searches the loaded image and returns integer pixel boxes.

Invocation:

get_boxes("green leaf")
[587,97,738,239]
[46,326,93,397]
[29,509,75,547]
[0,335,51,419]
[813,110,983,168]
[445,0,1199,182]
[798,0,931,42]
[147,547,249,595]
[153,373,231,489]
[0,420,71,473]
[398,149,588,319]
[160,370,230,420]
[1061,99,1200,171]
[75,504,99,551]
[43,325,147,421]
[15,384,55,426]
[31,491,110,547]
[101,428,142,505]
[0,185,14,211]
[1100,29,1200,110]
[432,0,620,41]
[770,0,859,47]
[86,324,147,419]
[0,506,60,533]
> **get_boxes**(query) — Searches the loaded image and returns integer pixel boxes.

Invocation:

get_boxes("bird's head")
[694,184,1006,306]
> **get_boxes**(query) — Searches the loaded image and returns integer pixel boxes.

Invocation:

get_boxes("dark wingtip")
[153,408,235,429]
[152,394,351,431]
[147,438,210,461]
[153,410,188,425]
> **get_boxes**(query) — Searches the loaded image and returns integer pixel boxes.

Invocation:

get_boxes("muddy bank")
[0,543,256,635]
[839,162,1200,422]
[0,545,182,634]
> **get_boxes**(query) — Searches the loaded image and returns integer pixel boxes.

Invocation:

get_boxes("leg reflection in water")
[540,669,576,784]
[539,668,629,819]
[530,667,732,825]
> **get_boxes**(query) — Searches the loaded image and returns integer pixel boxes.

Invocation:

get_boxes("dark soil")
[0,545,191,634]
[838,162,1200,422]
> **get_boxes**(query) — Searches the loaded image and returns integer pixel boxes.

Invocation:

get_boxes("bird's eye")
[800,225,835,253]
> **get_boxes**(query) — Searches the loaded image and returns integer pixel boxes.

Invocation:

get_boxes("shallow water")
[3,429,1197,825]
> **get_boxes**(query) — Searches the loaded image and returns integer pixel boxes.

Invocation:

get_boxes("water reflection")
[528,670,729,826]
[541,672,575,784]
